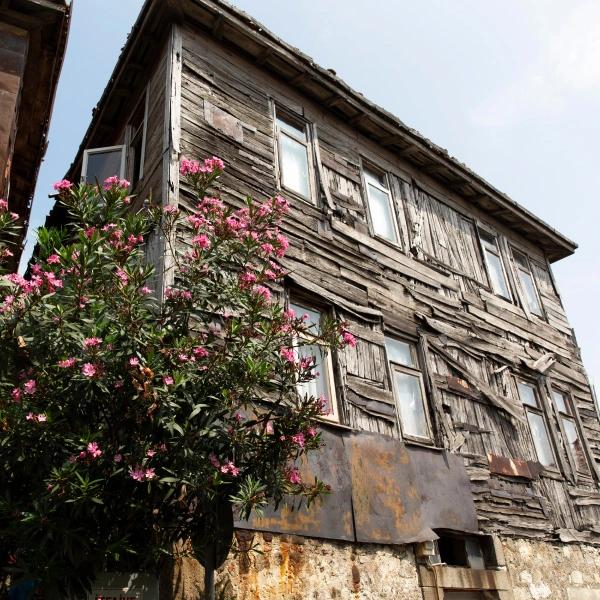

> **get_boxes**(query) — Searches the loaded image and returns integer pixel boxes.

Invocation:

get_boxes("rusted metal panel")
[488,453,542,480]
[408,445,478,534]
[344,431,435,544]
[235,428,354,541]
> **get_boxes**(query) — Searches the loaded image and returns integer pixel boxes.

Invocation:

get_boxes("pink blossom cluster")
[70,442,103,463]
[165,287,192,302]
[341,330,357,347]
[25,412,47,423]
[83,337,102,349]
[179,156,225,177]
[102,176,130,191]
[129,466,156,482]
[4,270,63,295]
[81,362,100,378]
[285,466,302,485]
[0,294,16,314]
[0,198,8,212]
[209,453,240,477]
[58,358,76,368]
[53,179,73,193]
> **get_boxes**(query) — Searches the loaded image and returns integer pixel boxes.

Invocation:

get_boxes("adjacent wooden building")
[0,0,70,269]
[55,1,600,598]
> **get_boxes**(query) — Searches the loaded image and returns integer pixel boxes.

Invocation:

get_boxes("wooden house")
[54,1,600,598]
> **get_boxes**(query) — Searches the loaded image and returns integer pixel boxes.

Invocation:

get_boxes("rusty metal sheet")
[487,453,542,480]
[408,445,478,534]
[235,427,354,541]
[344,432,435,544]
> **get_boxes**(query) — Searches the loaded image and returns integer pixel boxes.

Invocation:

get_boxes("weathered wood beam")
[348,112,368,127]
[398,145,422,158]
[380,134,403,147]
[289,71,310,86]
[255,47,273,66]
[324,94,344,109]
[212,14,225,40]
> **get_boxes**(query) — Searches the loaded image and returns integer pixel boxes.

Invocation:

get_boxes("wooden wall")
[171,23,600,545]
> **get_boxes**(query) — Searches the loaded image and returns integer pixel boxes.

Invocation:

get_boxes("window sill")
[403,437,445,452]
[316,417,355,432]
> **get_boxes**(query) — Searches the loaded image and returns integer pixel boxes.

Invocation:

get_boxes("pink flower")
[11,388,21,402]
[103,176,130,190]
[163,375,174,386]
[115,269,129,285]
[23,379,36,395]
[178,353,189,363]
[286,467,302,485]
[306,426,317,438]
[83,337,102,349]
[275,233,289,256]
[163,205,179,214]
[144,468,156,480]
[253,285,271,302]
[58,358,76,368]
[220,460,239,477]
[25,412,35,421]
[191,234,211,249]
[81,363,98,377]
[0,199,8,212]
[128,357,139,367]
[209,453,220,468]
[129,468,146,482]
[317,395,329,415]
[46,254,60,264]
[87,442,102,458]
[114,453,123,463]
[53,179,73,193]
[342,331,357,347]
[138,286,152,295]
[239,271,257,287]
[291,432,306,448]
[36,414,47,423]
[280,347,296,363]
[265,421,274,435]
[146,449,156,457]
[192,346,209,358]
[260,243,274,255]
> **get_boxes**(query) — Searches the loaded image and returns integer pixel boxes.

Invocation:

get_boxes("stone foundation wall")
[503,537,600,600]
[166,532,600,599]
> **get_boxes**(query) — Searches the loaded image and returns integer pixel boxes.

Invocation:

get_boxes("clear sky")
[23,0,600,389]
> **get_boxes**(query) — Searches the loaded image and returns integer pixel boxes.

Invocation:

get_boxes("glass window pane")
[367,183,397,242]
[513,251,529,270]
[518,382,538,407]
[484,248,511,299]
[393,370,429,438]
[527,411,556,468]
[518,269,543,316]
[279,133,310,198]
[364,168,388,189]
[385,337,415,367]
[478,230,497,251]
[552,390,569,414]
[84,148,123,184]
[277,117,306,142]
[289,302,321,330]
[562,418,589,473]
[296,344,333,414]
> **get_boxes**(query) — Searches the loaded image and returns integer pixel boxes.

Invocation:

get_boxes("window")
[513,250,543,317]
[552,388,590,475]
[363,167,399,244]
[517,380,556,468]
[290,301,339,422]
[82,145,126,184]
[127,92,148,189]
[385,337,430,439]
[478,229,511,300]
[275,111,312,200]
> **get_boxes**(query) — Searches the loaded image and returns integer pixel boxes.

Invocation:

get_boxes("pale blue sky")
[24,0,600,388]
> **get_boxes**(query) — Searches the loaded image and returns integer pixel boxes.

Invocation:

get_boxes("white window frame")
[477,228,513,301]
[127,88,149,187]
[385,336,432,442]
[362,165,401,246]
[516,379,558,470]
[551,387,590,476]
[81,145,126,184]
[274,108,315,203]
[290,301,339,423]
[512,248,544,318]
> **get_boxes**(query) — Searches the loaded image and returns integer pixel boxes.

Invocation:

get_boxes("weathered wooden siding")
[175,23,600,545]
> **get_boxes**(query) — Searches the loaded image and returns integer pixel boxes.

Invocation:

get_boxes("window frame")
[361,163,402,247]
[126,88,149,190]
[385,335,433,442]
[81,145,127,184]
[289,299,340,423]
[477,227,513,301]
[550,386,591,477]
[516,378,558,471]
[511,247,545,318]
[273,107,316,204]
